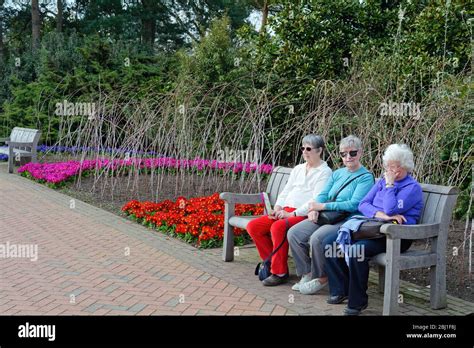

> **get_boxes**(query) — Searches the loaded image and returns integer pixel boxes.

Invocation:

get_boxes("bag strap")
[328,172,374,202]
[263,218,290,263]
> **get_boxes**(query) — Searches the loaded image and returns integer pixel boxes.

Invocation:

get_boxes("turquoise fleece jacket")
[316,166,374,213]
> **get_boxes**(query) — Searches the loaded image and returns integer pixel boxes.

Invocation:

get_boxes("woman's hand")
[387,214,407,224]
[375,211,406,224]
[308,211,319,223]
[268,205,284,219]
[308,202,325,212]
[273,210,292,219]
[375,211,390,220]
[384,170,397,186]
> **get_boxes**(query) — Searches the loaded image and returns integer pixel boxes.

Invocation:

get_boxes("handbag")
[317,210,350,225]
[351,220,398,240]
[255,218,290,281]
[317,172,374,225]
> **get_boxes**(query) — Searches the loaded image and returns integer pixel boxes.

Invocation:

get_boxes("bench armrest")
[5,141,34,147]
[220,192,262,205]
[0,137,9,144]
[380,223,441,240]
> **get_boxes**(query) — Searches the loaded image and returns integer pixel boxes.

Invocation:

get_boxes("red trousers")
[246,207,306,275]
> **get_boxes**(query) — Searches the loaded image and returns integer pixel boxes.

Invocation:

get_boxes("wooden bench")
[220,166,292,262]
[374,184,458,315]
[0,127,42,173]
[220,166,459,315]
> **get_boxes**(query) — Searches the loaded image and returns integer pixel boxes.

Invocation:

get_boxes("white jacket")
[275,161,332,216]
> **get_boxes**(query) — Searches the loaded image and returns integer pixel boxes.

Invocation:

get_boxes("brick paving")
[0,162,473,316]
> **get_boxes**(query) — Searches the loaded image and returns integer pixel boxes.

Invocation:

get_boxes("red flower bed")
[122,193,264,248]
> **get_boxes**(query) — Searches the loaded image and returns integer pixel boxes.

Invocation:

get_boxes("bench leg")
[429,236,447,309]
[378,265,385,293]
[383,238,401,315]
[430,264,447,309]
[222,203,235,262]
[8,147,13,173]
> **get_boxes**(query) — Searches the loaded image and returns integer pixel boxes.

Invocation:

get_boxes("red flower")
[122,192,262,245]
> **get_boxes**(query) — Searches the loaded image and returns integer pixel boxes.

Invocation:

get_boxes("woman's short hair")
[302,134,325,150]
[383,144,415,172]
[339,135,362,150]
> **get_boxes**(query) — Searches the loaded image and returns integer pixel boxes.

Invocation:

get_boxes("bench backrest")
[10,127,41,145]
[265,166,292,205]
[419,184,458,225]
[265,166,458,234]
[418,184,458,246]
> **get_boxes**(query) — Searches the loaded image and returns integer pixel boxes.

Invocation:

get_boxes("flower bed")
[0,144,158,161]
[18,158,273,188]
[122,193,263,248]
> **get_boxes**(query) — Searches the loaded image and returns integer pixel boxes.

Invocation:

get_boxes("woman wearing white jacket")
[247,134,332,286]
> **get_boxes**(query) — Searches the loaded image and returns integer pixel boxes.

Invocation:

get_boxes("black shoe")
[327,295,348,304]
[343,303,368,316]
[262,274,289,286]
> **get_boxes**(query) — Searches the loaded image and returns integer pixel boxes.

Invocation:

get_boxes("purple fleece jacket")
[358,175,423,225]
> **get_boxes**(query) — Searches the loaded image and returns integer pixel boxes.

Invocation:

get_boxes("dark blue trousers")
[323,233,412,309]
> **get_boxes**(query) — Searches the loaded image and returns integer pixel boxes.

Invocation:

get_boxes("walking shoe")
[262,274,289,286]
[327,295,348,304]
[343,303,368,316]
[299,278,328,295]
[291,274,312,291]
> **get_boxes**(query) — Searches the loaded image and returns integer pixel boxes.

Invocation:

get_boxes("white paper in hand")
[261,192,273,216]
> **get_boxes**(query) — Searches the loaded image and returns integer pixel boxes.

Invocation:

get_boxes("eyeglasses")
[340,150,359,158]
[301,146,314,152]
[384,164,401,171]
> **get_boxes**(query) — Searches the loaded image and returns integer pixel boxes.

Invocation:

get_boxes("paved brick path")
[0,163,473,316]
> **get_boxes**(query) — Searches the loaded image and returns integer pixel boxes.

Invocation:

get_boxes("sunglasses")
[301,146,316,152]
[340,150,359,158]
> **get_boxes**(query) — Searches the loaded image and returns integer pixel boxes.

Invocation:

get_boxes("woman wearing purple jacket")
[322,144,423,315]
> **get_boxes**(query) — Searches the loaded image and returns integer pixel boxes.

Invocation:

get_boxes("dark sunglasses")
[340,150,359,158]
[301,146,316,152]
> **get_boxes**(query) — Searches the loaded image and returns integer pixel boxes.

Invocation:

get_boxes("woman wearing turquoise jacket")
[288,135,374,294]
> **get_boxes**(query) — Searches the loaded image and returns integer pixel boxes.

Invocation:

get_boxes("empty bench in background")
[220,166,458,315]
[0,127,41,173]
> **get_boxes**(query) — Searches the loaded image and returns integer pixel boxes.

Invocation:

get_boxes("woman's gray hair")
[339,135,363,150]
[302,134,325,149]
[383,144,415,172]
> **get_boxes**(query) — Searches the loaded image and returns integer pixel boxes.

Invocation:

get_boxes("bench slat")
[421,193,442,224]
[229,215,262,229]
[373,250,437,269]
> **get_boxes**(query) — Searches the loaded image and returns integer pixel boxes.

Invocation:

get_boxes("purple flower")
[18,155,273,185]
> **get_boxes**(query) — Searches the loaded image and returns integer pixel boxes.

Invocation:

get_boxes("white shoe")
[299,278,328,295]
[291,273,312,291]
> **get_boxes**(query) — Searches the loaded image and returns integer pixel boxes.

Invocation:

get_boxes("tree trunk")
[0,0,4,62]
[260,0,269,33]
[32,0,41,50]
[141,0,156,48]
[57,0,63,32]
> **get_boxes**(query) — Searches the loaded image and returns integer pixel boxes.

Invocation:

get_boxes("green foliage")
[1,32,173,142]
[179,16,235,85]
[248,0,471,93]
